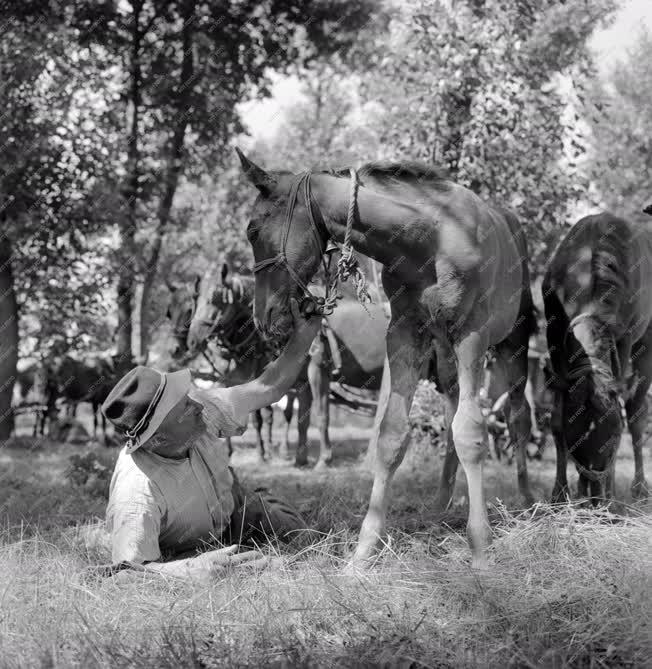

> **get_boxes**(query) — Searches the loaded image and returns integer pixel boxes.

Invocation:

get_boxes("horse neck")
[571,316,619,400]
[313,173,426,269]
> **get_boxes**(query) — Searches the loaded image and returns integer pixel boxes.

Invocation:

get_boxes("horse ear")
[235,147,276,195]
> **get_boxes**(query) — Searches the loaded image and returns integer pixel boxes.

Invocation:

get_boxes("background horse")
[543,212,652,502]
[188,263,388,468]
[48,353,134,443]
[184,264,296,463]
[237,150,537,569]
[12,361,57,436]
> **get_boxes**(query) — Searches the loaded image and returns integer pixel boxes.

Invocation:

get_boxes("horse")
[187,263,388,467]
[183,264,300,463]
[166,279,199,363]
[49,353,133,443]
[12,362,57,436]
[236,149,537,569]
[543,212,652,503]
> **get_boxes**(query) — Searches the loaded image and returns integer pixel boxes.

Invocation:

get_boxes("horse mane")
[589,214,629,296]
[329,160,452,192]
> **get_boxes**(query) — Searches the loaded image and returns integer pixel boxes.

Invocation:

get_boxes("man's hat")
[101,366,192,454]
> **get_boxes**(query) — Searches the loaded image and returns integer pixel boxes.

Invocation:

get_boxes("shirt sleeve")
[106,468,164,564]
[193,386,249,438]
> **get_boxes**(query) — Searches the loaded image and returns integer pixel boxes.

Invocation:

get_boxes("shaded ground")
[1,406,651,667]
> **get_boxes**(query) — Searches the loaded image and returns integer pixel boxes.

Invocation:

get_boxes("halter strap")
[252,169,370,316]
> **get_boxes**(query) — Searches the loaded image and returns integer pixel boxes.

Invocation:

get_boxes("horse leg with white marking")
[308,336,332,469]
[434,342,461,512]
[353,296,427,564]
[279,393,294,460]
[261,405,274,456]
[452,330,492,570]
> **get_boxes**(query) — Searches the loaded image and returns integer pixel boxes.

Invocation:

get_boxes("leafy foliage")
[360,0,617,276]
[584,28,652,222]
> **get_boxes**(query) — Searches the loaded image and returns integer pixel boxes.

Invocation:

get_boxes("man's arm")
[225,299,321,423]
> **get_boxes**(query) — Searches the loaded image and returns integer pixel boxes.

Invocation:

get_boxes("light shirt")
[106,385,247,564]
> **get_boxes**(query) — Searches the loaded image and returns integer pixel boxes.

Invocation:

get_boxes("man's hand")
[91,546,273,584]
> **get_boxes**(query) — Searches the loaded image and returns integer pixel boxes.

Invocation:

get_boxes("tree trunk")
[139,1,195,359]
[116,0,145,359]
[0,232,19,440]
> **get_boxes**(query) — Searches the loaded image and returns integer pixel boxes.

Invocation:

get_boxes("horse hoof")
[294,458,309,468]
[631,479,649,500]
[313,459,331,471]
[551,487,570,505]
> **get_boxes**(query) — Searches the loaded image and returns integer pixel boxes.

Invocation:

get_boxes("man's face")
[145,394,205,458]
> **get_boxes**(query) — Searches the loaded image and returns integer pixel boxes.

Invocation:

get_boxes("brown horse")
[236,150,536,569]
[188,263,388,467]
[543,213,651,502]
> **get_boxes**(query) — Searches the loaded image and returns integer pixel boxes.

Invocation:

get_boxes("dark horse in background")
[48,353,134,442]
[543,212,651,502]
[236,149,537,569]
[187,263,388,467]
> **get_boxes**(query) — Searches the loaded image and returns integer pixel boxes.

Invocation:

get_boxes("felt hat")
[101,366,192,454]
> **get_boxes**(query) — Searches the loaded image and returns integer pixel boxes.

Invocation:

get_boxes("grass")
[0,409,651,668]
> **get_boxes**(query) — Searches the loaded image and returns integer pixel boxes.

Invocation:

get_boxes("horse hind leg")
[494,340,535,506]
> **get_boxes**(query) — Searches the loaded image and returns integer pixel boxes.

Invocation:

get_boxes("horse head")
[236,148,329,342]
[187,262,255,354]
[551,314,623,473]
[166,280,198,360]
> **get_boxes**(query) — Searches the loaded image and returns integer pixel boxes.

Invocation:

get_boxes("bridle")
[547,312,624,487]
[252,168,371,317]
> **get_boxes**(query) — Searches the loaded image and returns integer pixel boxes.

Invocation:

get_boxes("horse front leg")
[451,330,492,570]
[260,405,274,457]
[294,381,312,468]
[351,309,427,566]
[434,342,460,512]
[308,355,332,469]
[279,392,294,460]
[626,338,651,499]
[550,405,570,503]
[252,409,266,462]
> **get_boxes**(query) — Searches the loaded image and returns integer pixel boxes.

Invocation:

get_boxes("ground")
[0,404,651,668]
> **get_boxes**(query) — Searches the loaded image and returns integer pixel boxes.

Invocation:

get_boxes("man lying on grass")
[98,298,320,582]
